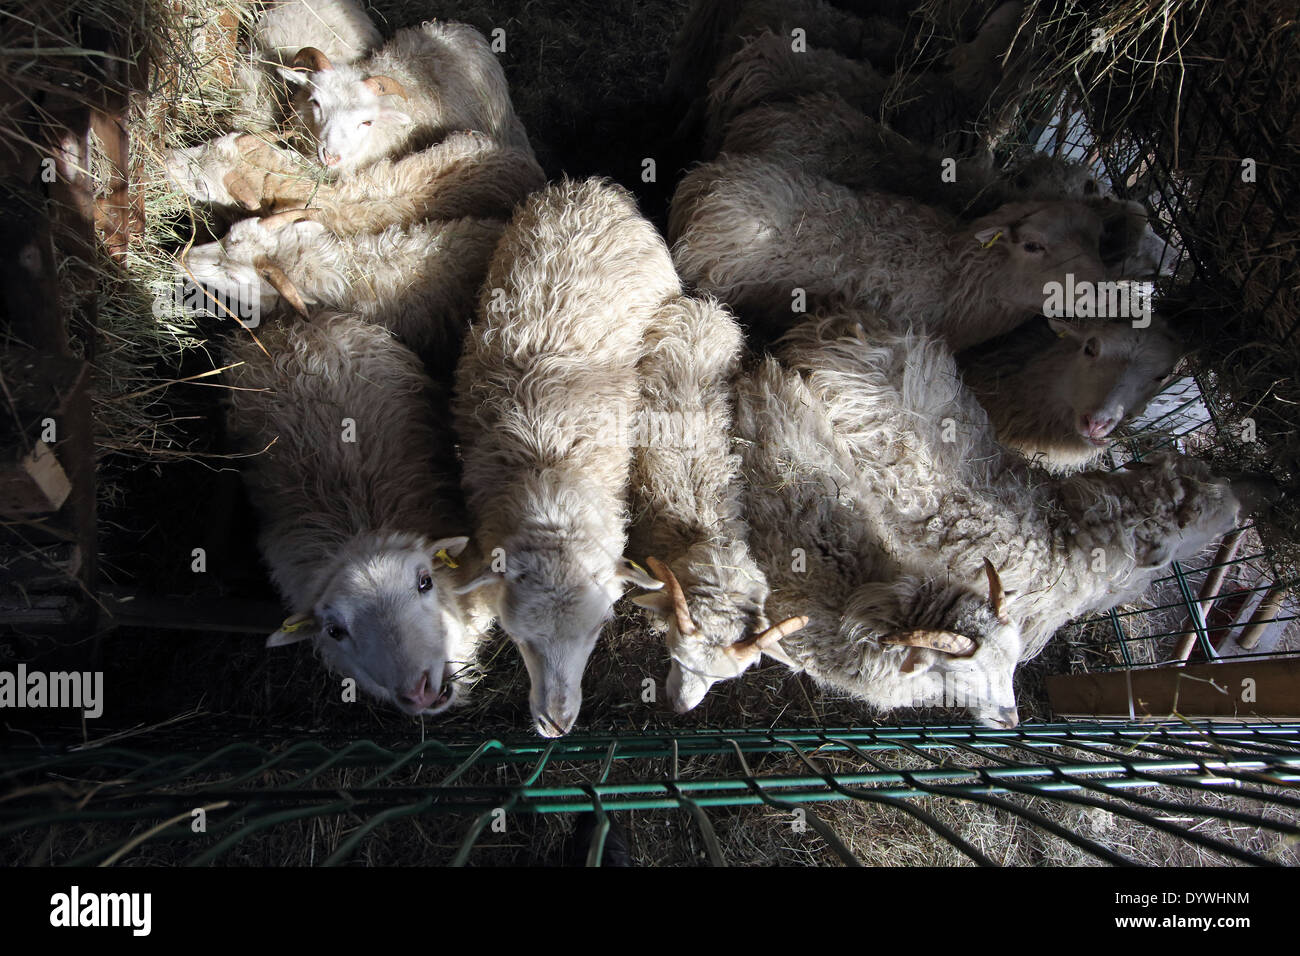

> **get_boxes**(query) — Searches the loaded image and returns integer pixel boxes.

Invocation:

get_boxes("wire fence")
[3,722,1299,866]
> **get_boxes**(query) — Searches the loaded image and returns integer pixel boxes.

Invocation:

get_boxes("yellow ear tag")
[980,230,1003,249]
[279,613,316,633]
[434,548,459,569]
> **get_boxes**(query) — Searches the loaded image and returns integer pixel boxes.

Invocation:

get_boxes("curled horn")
[222,171,263,211]
[233,133,264,153]
[983,557,1008,623]
[253,256,309,318]
[363,75,409,99]
[645,556,696,636]
[879,629,978,657]
[291,47,333,73]
[259,207,321,230]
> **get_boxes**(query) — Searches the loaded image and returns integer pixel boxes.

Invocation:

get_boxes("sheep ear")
[267,613,317,647]
[431,536,470,559]
[290,219,327,237]
[618,557,665,592]
[377,108,413,128]
[983,558,1010,624]
[973,225,1005,247]
[1046,317,1078,339]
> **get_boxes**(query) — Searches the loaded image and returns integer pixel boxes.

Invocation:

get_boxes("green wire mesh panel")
[3,722,1298,866]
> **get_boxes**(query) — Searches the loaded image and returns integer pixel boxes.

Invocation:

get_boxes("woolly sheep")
[227,311,491,715]
[703,30,884,156]
[180,213,503,372]
[232,0,382,130]
[287,20,531,172]
[163,129,544,229]
[453,178,681,737]
[777,313,1253,662]
[668,153,1112,349]
[958,315,1185,472]
[718,93,1105,217]
[664,0,903,104]
[730,356,1025,726]
[624,294,805,712]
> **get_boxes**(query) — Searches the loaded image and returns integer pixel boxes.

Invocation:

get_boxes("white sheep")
[287,20,531,172]
[668,153,1111,350]
[227,311,492,715]
[163,129,544,228]
[232,0,382,130]
[777,313,1253,662]
[180,213,503,372]
[958,315,1186,472]
[624,293,805,712]
[731,355,1025,726]
[453,178,682,737]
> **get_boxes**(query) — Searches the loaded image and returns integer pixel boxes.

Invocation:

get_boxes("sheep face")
[294,63,411,171]
[181,216,326,316]
[268,535,474,716]
[1045,317,1183,451]
[461,546,663,737]
[973,202,1107,314]
[163,135,239,207]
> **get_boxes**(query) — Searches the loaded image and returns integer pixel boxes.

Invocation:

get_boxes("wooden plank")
[100,588,284,636]
[1048,659,1300,719]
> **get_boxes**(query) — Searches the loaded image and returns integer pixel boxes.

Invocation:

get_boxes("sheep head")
[874,559,1024,728]
[633,555,807,713]
[971,200,1108,316]
[288,52,413,172]
[457,540,663,738]
[180,213,325,319]
[266,534,474,717]
[1044,315,1184,453]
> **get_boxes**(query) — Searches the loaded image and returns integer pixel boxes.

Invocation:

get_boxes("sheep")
[958,315,1186,472]
[226,310,492,716]
[718,93,1105,217]
[624,294,805,712]
[233,0,382,130]
[664,0,903,104]
[776,312,1254,662]
[453,178,682,738]
[287,20,532,172]
[681,354,1024,726]
[180,213,503,373]
[163,129,545,229]
[702,30,885,155]
[668,153,1112,349]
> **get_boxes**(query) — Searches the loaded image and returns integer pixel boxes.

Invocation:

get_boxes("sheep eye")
[418,569,433,593]
[1084,338,1101,357]
[326,624,347,641]
[1023,241,1045,254]
[360,120,372,128]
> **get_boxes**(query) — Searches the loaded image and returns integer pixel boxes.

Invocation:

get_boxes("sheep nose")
[995,706,1020,728]
[1082,413,1116,438]
[534,704,578,738]
[321,150,341,167]
[401,672,438,710]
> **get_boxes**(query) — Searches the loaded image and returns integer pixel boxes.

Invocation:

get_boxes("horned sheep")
[287,20,531,172]
[452,178,681,737]
[624,294,805,712]
[668,153,1112,350]
[776,313,1255,663]
[227,311,492,716]
[729,356,1025,726]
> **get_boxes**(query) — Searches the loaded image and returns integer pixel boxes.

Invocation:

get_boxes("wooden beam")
[1048,658,1300,719]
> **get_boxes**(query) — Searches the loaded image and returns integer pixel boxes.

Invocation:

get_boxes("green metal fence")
[4,722,1299,866]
